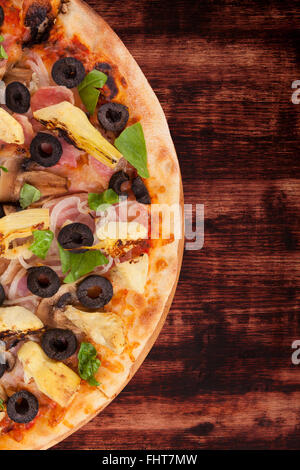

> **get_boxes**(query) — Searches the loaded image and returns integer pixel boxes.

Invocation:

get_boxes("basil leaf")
[29,230,54,259]
[0,45,8,60]
[19,183,41,209]
[78,69,107,114]
[88,189,119,211]
[0,166,8,172]
[58,243,108,283]
[115,122,149,178]
[78,342,100,387]
[0,398,4,411]
[0,36,4,42]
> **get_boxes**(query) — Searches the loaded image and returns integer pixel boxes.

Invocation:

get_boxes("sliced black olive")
[30,132,63,167]
[5,82,31,114]
[27,266,60,298]
[97,103,129,133]
[0,283,5,306]
[51,57,85,88]
[56,292,72,309]
[77,275,113,309]
[7,391,39,424]
[0,6,4,27]
[95,63,118,100]
[0,362,6,379]
[24,4,54,46]
[57,223,94,253]
[41,328,77,361]
[109,170,129,196]
[132,176,151,204]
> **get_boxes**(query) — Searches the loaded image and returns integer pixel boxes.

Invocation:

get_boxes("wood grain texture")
[54,0,300,450]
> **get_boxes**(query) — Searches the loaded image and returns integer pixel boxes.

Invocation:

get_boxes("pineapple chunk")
[0,108,24,145]
[0,306,43,335]
[93,221,148,258]
[112,254,149,294]
[0,208,49,259]
[65,306,125,354]
[18,341,80,407]
[34,102,122,168]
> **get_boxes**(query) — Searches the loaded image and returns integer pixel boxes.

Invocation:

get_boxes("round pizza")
[0,0,182,449]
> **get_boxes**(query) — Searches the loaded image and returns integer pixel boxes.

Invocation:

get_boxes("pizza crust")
[0,0,183,450]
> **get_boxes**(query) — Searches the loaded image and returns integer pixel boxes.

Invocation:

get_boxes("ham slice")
[31,86,75,112]
[89,155,114,185]
[53,139,83,169]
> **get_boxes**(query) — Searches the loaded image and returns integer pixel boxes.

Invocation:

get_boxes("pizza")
[0,0,182,449]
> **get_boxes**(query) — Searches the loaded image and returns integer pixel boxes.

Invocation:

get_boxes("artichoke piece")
[0,208,49,259]
[18,341,80,407]
[34,102,122,168]
[0,108,24,145]
[65,306,126,355]
[0,306,44,337]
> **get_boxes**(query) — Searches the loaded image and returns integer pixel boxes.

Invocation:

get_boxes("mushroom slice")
[0,306,44,338]
[0,208,49,259]
[64,305,125,355]
[19,171,69,198]
[34,102,122,168]
[18,341,80,407]
[0,108,24,145]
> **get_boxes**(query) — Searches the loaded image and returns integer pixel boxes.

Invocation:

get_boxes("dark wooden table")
[55,0,300,450]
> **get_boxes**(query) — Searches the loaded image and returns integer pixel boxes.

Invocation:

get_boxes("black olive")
[24,4,54,46]
[56,292,72,309]
[132,176,151,204]
[95,63,118,100]
[0,362,6,379]
[7,391,39,424]
[5,82,31,114]
[57,223,94,253]
[109,170,130,196]
[30,132,63,167]
[27,266,60,298]
[41,328,77,361]
[77,275,113,309]
[0,6,4,27]
[51,57,85,88]
[0,283,5,306]
[97,103,129,133]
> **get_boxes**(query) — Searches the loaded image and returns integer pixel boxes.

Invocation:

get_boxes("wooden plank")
[54,0,300,450]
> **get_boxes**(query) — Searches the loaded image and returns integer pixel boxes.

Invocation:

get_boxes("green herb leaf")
[88,189,119,212]
[29,230,54,259]
[0,398,4,411]
[19,183,41,209]
[78,69,108,114]
[58,243,108,283]
[0,166,8,172]
[0,37,7,60]
[0,45,8,60]
[78,342,100,387]
[115,122,149,178]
